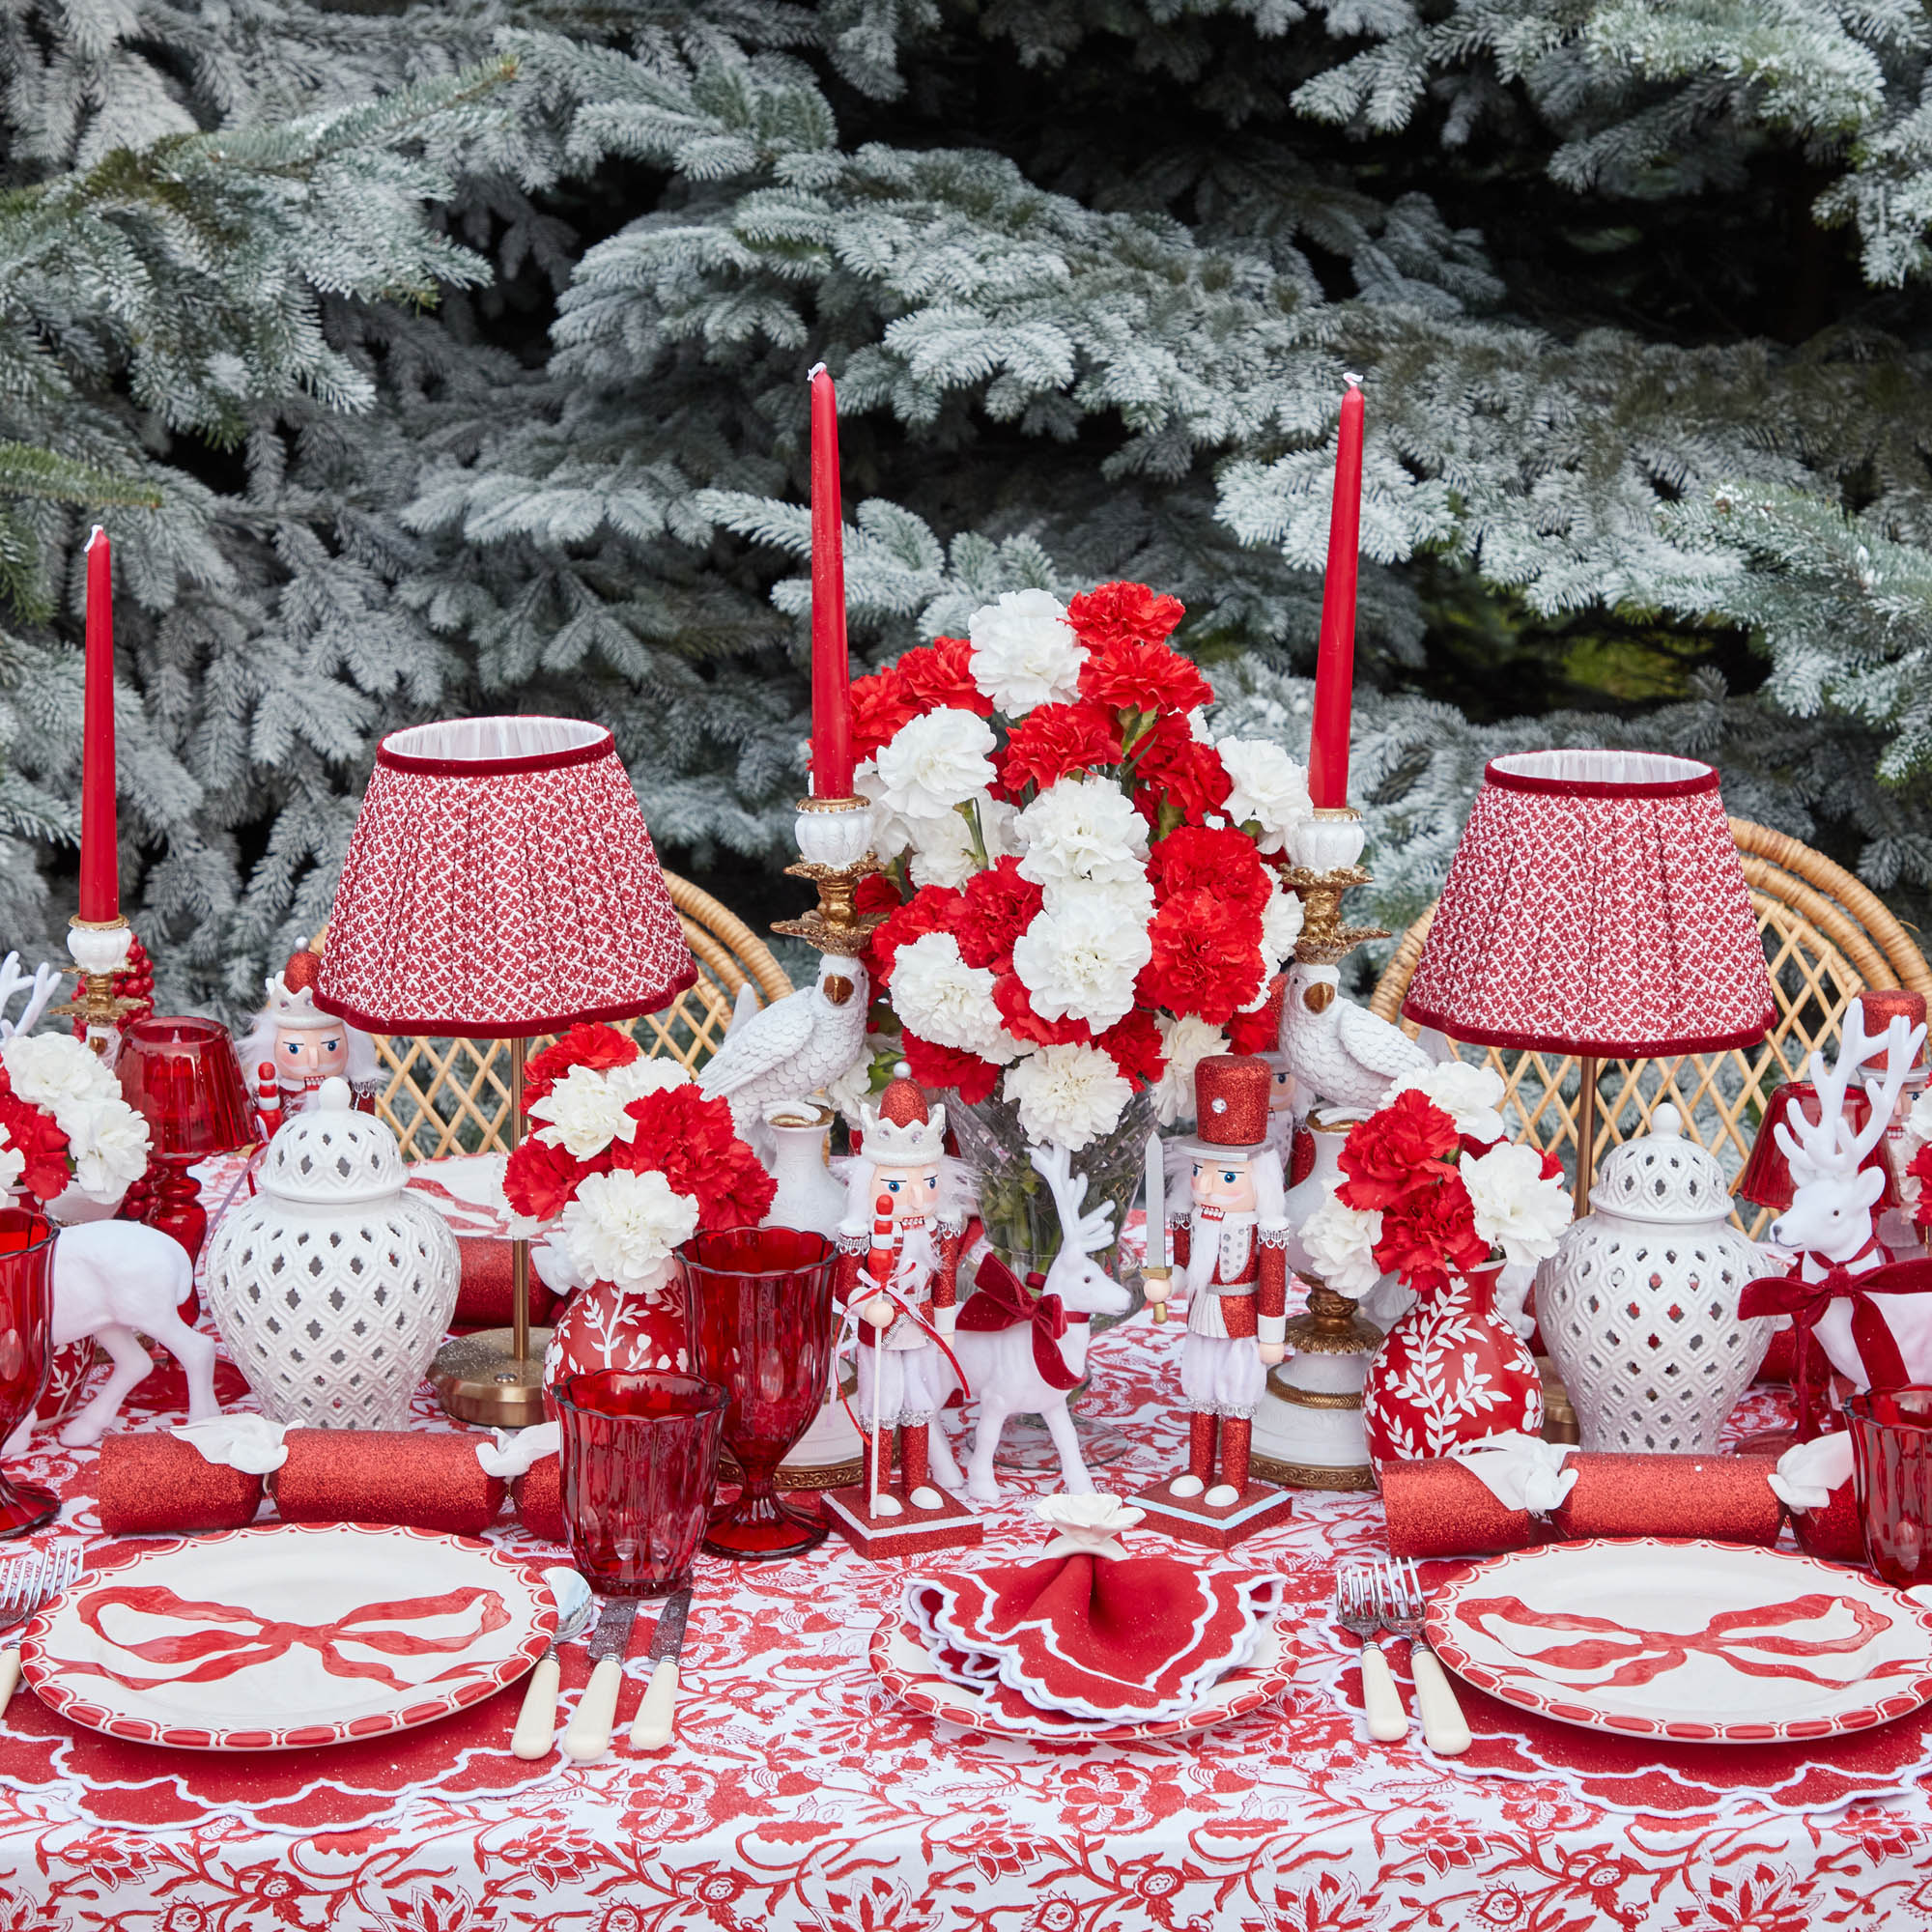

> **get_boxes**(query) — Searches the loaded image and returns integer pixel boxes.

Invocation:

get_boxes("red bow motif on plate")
[1463,1591,1917,1690]
[955,1257,1083,1391]
[67,1584,512,1691]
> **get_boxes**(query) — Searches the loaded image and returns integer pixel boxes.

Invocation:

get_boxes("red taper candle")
[808,363,854,799]
[1307,379,1364,810]
[78,525,119,921]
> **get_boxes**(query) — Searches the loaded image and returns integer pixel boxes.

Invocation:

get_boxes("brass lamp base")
[431,1327,554,1429]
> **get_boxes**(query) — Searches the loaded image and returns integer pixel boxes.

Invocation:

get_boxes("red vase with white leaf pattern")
[1361,1263,1541,1476]
[542,1264,690,1416]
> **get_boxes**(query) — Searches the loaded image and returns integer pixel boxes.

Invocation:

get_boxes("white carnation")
[1014,775,1150,893]
[1217,739,1313,856]
[967,589,1084,716]
[1462,1142,1571,1270]
[891,932,1006,1057]
[603,1058,691,1106]
[872,708,997,822]
[1299,1191,1384,1297]
[1152,1014,1228,1125]
[2,1033,117,1113]
[854,760,921,864]
[1003,1041,1133,1153]
[0,1125,23,1196]
[529,1065,642,1160]
[1010,895,1151,1032]
[907,795,1014,891]
[560,1168,700,1293]
[61,1094,151,1202]
[1260,875,1305,972]
[1390,1061,1508,1145]
[823,1050,879,1132]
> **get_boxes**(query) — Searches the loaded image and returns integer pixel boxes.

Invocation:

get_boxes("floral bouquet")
[0,1031,151,1208]
[501,1023,774,1297]
[849,582,1309,1273]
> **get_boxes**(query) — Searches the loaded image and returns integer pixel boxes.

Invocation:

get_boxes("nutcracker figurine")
[821,1066,982,1558]
[239,943,382,1136]
[1138,1053,1297,1548]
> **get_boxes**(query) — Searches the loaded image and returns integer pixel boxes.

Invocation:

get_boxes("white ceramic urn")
[760,1099,848,1236]
[205,1077,460,1428]
[1535,1105,1774,1454]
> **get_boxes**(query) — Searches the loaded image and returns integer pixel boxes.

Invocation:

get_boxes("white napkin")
[1449,1432,1578,1514]
[474,1420,560,1479]
[1033,1493,1145,1561]
[172,1414,289,1474]
[1767,1431,1855,1512]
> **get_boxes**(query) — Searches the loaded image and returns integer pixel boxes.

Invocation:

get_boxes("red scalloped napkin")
[905,1551,1283,1724]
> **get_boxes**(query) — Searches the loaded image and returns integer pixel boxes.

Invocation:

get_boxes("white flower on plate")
[1216,739,1312,856]
[1299,1191,1384,1297]
[1010,894,1151,1032]
[872,708,997,822]
[61,1093,152,1201]
[967,588,1084,716]
[1390,1061,1509,1146]
[1152,1014,1228,1125]
[0,1124,22,1196]
[559,1168,700,1293]
[1259,874,1305,972]
[1033,1492,1145,1558]
[1462,1141,1571,1269]
[1002,1040,1132,1152]
[529,1065,643,1160]
[2,1032,117,1112]
[1014,775,1150,893]
[891,932,1007,1058]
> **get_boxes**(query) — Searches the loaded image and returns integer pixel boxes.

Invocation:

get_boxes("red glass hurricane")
[116,1016,254,1264]
[1847,1386,1932,1587]
[554,1370,726,1598]
[0,1209,57,1538]
[1737,1080,1895,1212]
[681,1227,838,1560]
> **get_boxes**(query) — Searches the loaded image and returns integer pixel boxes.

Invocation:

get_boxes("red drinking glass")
[554,1371,726,1598]
[1848,1386,1932,1587]
[0,1209,57,1538]
[116,1016,253,1264]
[681,1226,838,1560]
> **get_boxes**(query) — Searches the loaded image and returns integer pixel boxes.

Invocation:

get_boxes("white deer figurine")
[947,1143,1131,1503]
[0,952,61,1043]
[1769,1009,1931,1385]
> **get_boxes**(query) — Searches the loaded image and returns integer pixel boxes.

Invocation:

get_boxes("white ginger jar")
[205,1076,459,1428]
[1535,1104,1774,1454]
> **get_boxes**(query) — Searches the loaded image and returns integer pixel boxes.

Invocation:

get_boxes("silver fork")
[1332,1561,1406,1743]
[1378,1556,1471,1756]
[0,1545,81,1704]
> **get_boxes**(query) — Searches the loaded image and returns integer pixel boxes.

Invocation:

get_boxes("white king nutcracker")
[239,942,382,1137]
[822,1066,982,1558]
[1139,1052,1296,1548]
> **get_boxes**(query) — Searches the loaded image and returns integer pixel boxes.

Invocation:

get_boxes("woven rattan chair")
[371,872,795,1160]
[1370,818,1932,1236]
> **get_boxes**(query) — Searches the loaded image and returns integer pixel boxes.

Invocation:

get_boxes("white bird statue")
[696,953,871,1159]
[1277,960,1433,1117]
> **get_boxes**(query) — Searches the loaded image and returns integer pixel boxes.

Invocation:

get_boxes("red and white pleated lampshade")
[1402,751,1775,1058]
[316,718,696,1037]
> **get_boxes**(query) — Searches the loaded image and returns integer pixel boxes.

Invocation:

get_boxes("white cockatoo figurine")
[1278,961,1433,1117]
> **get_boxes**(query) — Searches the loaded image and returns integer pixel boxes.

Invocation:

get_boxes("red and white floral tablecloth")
[0,1170,1927,1931]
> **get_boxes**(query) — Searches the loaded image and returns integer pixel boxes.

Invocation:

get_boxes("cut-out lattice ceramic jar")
[1535,1105,1776,1454]
[205,1077,459,1428]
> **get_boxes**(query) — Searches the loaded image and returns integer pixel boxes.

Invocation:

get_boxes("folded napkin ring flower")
[1449,1432,1577,1516]
[1032,1493,1145,1560]
[171,1415,290,1475]
[1769,1432,1855,1514]
[474,1421,560,1481]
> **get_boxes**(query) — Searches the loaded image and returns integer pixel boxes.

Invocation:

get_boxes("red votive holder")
[0,1208,56,1538]
[554,1370,726,1598]
[117,1015,254,1264]
[1847,1386,1932,1587]
[682,1227,838,1562]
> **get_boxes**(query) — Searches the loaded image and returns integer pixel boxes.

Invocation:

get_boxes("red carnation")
[1148,824,1272,919]
[867,884,965,988]
[1338,1091,1462,1211]
[1078,638,1212,720]
[522,1022,639,1109]
[995,701,1122,801]
[1131,712,1231,827]
[851,665,922,762]
[1094,1009,1166,1090]
[1135,891,1265,1027]
[954,857,1044,975]
[1225,997,1280,1058]
[993,973,1093,1047]
[503,1136,599,1222]
[0,1079,70,1204]
[1912,1145,1932,1230]
[1066,581,1185,652]
[1374,1172,1491,1293]
[898,637,994,719]
[614,1087,776,1231]
[901,1031,1002,1106]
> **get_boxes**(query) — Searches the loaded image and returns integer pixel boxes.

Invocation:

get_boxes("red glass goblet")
[0,1208,57,1538]
[681,1227,838,1560]
[116,1016,253,1266]
[554,1370,726,1598]
[1848,1386,1932,1586]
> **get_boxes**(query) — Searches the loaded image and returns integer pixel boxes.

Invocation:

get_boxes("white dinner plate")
[1427,1537,1932,1744]
[21,1522,555,1750]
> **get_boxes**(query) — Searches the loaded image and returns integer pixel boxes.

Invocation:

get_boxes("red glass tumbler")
[681,1227,838,1560]
[116,1016,253,1264]
[554,1371,726,1598]
[1848,1387,1932,1587]
[0,1209,57,1537]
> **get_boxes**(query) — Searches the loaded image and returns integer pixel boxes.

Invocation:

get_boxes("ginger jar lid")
[256,1077,408,1207]
[1586,1104,1732,1227]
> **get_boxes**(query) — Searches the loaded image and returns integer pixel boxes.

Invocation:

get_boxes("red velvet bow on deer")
[955,1256,1083,1392]
[1740,1255,1932,1439]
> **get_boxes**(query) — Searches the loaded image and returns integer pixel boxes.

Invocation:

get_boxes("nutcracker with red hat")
[239,938,382,1137]
[1137,1053,1296,1548]
[821,1065,982,1559]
